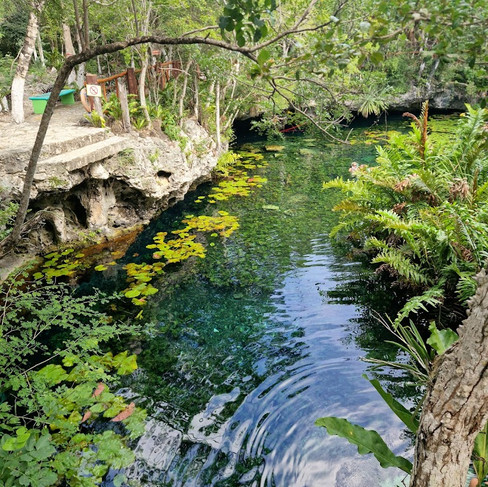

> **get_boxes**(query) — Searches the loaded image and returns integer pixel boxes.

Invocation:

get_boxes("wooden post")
[86,73,97,111]
[127,67,138,97]
[86,72,104,123]
[117,78,131,132]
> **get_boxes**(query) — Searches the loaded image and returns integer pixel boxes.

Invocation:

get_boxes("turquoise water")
[95,129,412,486]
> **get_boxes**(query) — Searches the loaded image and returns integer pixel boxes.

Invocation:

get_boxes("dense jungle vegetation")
[1,0,488,485]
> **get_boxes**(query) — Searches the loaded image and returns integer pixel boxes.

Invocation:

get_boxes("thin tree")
[10,0,46,124]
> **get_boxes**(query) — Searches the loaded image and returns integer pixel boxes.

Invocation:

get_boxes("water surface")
[98,128,412,486]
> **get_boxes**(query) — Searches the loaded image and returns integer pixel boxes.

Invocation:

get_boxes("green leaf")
[236,32,246,47]
[35,364,68,386]
[113,352,138,375]
[2,427,31,451]
[473,423,488,482]
[370,51,384,64]
[315,417,412,473]
[125,288,141,298]
[426,322,458,355]
[257,49,271,66]
[363,375,418,433]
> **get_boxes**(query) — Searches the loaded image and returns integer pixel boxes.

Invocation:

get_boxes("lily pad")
[265,145,285,152]
[299,148,317,155]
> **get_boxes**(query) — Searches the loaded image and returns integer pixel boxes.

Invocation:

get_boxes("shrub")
[0,272,146,486]
[324,103,488,322]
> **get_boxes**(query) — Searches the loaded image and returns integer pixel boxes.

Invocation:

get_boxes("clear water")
[95,128,413,487]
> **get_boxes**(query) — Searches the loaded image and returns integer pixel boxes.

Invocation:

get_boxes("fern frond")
[456,275,478,304]
[394,285,445,326]
[372,248,431,286]
[364,237,390,251]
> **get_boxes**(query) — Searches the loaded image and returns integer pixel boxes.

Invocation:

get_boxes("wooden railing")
[93,61,182,101]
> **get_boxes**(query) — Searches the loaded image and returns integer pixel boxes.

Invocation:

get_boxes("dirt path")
[0,102,91,155]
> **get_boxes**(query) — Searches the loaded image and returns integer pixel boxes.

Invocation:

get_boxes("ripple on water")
[123,241,410,487]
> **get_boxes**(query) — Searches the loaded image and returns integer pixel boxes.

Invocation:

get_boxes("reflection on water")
[98,128,414,486]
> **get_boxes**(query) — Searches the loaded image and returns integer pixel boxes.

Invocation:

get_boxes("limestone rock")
[0,118,223,248]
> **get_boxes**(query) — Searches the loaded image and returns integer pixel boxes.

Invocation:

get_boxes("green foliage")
[425,322,458,355]
[219,0,276,46]
[473,423,488,486]
[364,375,419,433]
[315,417,412,473]
[0,8,27,57]
[84,110,106,128]
[0,54,14,98]
[214,151,242,178]
[0,200,18,240]
[103,92,123,120]
[324,106,488,323]
[365,316,433,384]
[0,272,146,486]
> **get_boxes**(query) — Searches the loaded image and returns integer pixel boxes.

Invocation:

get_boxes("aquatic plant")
[120,150,268,306]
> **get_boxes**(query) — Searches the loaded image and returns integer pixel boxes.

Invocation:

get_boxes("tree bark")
[215,79,221,151]
[410,270,488,487]
[62,23,77,84]
[37,30,45,66]
[11,5,43,124]
[178,60,192,124]
[193,74,199,120]
[82,0,90,49]
[117,78,131,132]
[138,53,151,122]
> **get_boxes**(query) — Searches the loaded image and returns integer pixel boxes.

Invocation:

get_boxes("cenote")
[82,119,423,487]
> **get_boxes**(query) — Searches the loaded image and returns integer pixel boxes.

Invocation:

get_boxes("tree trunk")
[11,7,42,124]
[410,270,488,487]
[215,79,221,151]
[7,62,72,245]
[63,23,76,56]
[62,23,77,84]
[37,30,45,66]
[82,0,90,49]
[138,54,151,122]
[178,60,192,124]
[193,74,199,120]
[117,78,131,132]
[72,14,86,87]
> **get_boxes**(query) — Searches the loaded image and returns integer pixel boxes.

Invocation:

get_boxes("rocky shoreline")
[0,112,223,253]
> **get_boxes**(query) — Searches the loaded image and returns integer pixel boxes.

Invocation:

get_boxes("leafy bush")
[0,200,19,240]
[0,272,146,486]
[324,103,488,322]
[0,55,14,99]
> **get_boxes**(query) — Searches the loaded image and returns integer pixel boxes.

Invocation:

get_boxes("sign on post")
[86,84,102,97]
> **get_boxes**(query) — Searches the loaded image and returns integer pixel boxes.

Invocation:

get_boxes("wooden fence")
[92,60,182,101]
